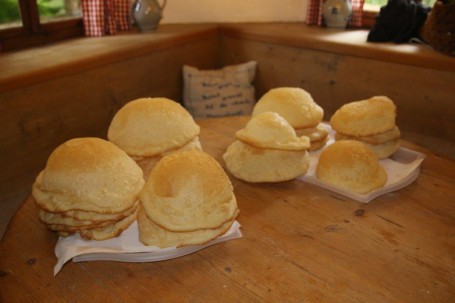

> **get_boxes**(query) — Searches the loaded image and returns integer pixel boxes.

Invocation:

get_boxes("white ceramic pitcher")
[132,0,167,32]
[322,0,352,29]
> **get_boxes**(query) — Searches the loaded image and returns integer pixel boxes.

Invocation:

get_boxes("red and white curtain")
[81,0,131,36]
[306,0,365,27]
[79,0,364,37]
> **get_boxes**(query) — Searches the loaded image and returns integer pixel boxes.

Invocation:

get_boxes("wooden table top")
[1,115,454,302]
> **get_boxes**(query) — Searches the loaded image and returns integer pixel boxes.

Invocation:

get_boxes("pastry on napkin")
[316,140,388,194]
[138,149,240,248]
[52,149,242,275]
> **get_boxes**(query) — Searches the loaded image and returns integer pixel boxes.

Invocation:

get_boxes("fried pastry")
[252,87,328,150]
[316,140,387,194]
[330,96,400,158]
[32,137,144,240]
[138,150,239,248]
[108,97,202,179]
[223,112,311,183]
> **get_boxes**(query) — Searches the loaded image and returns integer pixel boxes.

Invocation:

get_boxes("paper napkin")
[54,220,242,276]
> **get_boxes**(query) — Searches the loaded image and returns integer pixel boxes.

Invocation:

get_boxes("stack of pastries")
[32,138,144,240]
[330,96,400,159]
[224,89,403,194]
[252,87,329,151]
[314,96,403,193]
[138,150,239,248]
[223,111,311,182]
[32,97,240,248]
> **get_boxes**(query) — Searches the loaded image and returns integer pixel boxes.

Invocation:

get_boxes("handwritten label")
[183,61,257,118]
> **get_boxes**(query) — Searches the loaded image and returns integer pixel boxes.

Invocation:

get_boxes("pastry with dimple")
[138,149,239,248]
[316,140,388,194]
[223,112,311,183]
[252,87,328,150]
[330,96,400,159]
[108,97,202,179]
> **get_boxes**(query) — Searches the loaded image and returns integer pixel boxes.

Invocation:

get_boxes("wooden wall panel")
[218,36,455,145]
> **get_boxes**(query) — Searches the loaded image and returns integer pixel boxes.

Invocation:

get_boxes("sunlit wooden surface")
[1,115,454,302]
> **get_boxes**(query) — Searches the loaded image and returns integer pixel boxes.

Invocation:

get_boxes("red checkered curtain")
[306,0,324,26]
[305,0,365,27]
[81,0,131,36]
[350,0,365,27]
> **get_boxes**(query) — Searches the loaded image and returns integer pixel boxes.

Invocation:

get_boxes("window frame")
[0,0,84,52]
[362,9,379,29]
[361,0,437,29]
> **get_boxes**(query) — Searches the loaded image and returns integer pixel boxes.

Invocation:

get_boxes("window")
[362,0,437,28]
[0,0,83,52]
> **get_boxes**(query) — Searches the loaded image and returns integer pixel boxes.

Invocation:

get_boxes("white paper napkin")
[298,124,425,203]
[54,220,242,276]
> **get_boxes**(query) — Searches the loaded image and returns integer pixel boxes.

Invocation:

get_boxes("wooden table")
[1,115,454,302]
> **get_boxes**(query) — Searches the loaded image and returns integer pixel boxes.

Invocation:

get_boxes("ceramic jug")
[322,0,352,29]
[132,0,167,32]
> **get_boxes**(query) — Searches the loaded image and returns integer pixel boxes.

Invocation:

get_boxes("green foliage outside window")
[38,0,67,16]
[0,0,21,23]
[0,0,68,24]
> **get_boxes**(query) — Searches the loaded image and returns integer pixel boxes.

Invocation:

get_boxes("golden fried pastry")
[295,123,330,151]
[236,112,310,150]
[140,150,238,236]
[223,112,311,183]
[132,136,202,180]
[32,137,144,239]
[57,200,139,222]
[39,211,116,229]
[330,96,400,159]
[253,87,323,128]
[223,140,310,183]
[108,97,202,178]
[330,96,397,136]
[137,206,238,248]
[38,200,139,228]
[316,140,387,194]
[252,87,328,150]
[334,126,400,145]
[78,209,138,241]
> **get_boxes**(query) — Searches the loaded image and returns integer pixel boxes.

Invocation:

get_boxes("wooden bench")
[1,22,454,207]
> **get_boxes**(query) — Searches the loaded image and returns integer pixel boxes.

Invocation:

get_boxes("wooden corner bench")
[1,22,454,209]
